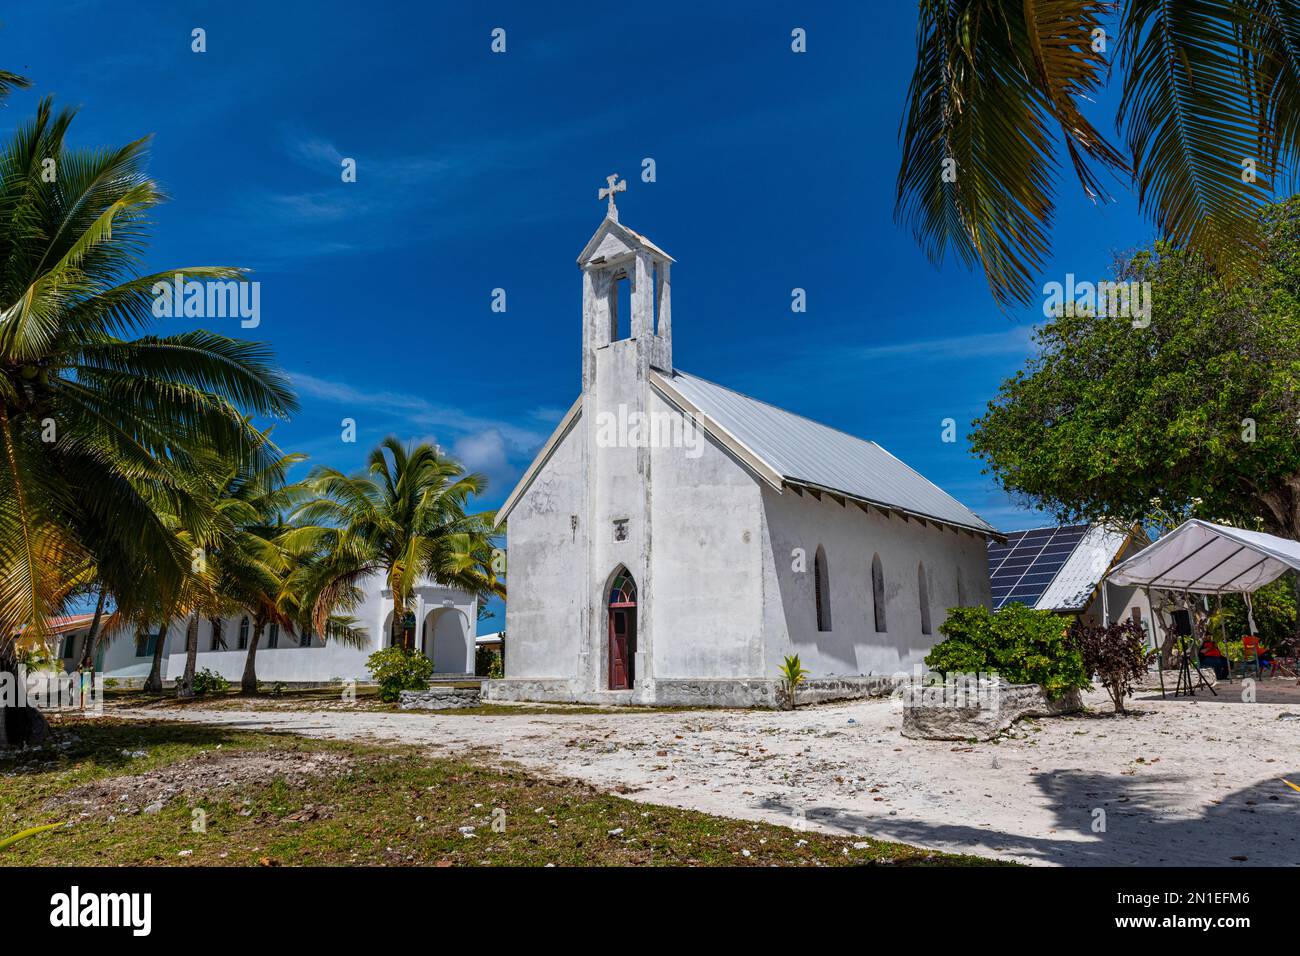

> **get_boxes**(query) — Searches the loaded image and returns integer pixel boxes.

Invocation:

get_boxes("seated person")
[1198,637,1231,679]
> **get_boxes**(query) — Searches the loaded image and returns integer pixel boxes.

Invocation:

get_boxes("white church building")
[487,183,998,708]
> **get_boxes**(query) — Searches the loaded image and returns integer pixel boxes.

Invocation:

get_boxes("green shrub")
[191,668,229,696]
[925,603,1088,698]
[366,646,434,702]
[924,639,987,677]
[475,646,503,678]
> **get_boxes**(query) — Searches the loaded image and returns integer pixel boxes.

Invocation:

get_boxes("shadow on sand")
[760,767,1300,866]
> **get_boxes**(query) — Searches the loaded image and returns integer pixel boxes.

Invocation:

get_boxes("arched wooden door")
[607,569,637,690]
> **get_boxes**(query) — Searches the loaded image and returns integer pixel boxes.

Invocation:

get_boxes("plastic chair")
[1240,635,1273,678]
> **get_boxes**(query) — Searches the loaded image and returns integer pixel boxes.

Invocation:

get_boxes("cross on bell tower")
[576,180,674,390]
[598,173,626,222]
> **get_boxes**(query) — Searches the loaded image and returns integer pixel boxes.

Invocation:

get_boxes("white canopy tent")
[1106,519,1300,595]
[1104,519,1300,689]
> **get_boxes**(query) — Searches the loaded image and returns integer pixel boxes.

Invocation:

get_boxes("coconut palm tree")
[896,0,1300,308]
[221,520,367,695]
[171,447,302,697]
[0,97,296,744]
[286,438,504,655]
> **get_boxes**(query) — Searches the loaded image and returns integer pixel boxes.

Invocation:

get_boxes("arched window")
[918,562,932,635]
[238,616,250,650]
[871,554,886,633]
[210,617,226,651]
[609,570,637,606]
[267,622,280,648]
[814,545,831,632]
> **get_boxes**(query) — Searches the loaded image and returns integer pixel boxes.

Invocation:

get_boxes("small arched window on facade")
[871,554,886,633]
[814,545,831,632]
[918,562,932,635]
[210,617,226,651]
[238,616,250,650]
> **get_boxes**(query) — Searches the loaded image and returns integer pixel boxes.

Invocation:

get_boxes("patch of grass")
[0,718,1006,867]
[106,687,702,718]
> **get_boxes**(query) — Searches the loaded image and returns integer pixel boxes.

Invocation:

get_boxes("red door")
[609,610,629,690]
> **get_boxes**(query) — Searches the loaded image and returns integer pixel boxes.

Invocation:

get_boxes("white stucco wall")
[759,486,993,679]
[69,573,477,684]
[647,389,765,680]
[500,412,588,680]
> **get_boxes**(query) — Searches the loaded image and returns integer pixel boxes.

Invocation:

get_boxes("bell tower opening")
[578,173,675,389]
[613,269,631,342]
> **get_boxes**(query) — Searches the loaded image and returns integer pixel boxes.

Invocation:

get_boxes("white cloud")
[289,371,547,454]
[453,429,510,473]
[848,326,1037,362]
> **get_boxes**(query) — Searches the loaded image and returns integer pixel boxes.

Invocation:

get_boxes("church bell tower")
[574,175,674,697]
[577,173,673,388]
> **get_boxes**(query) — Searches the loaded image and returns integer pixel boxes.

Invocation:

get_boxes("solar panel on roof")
[987,524,1089,610]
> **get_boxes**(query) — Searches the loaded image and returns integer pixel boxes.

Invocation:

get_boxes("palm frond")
[1117,0,1274,270]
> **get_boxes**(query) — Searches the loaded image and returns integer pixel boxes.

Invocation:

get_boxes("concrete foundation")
[485,674,902,709]
[398,687,482,710]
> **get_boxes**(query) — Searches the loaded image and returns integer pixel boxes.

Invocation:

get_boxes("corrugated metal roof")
[1036,523,1133,611]
[661,369,997,534]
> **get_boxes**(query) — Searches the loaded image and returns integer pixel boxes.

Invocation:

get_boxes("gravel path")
[116,687,1300,866]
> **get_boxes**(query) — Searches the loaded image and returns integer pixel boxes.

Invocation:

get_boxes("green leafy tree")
[971,198,1300,540]
[897,1,1300,307]
[1207,576,1298,648]
[0,97,295,744]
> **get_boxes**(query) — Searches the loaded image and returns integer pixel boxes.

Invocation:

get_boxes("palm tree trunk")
[177,612,200,699]
[143,620,170,694]
[395,593,406,650]
[76,588,108,671]
[241,613,265,694]
[0,642,50,749]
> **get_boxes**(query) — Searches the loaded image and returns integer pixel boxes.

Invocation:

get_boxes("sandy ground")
[114,685,1300,866]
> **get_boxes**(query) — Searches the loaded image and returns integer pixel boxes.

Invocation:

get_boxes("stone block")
[901,680,1082,741]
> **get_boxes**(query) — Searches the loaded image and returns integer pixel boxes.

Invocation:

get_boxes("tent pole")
[1102,576,1110,626]
[1147,587,1165,699]
[1244,590,1261,680]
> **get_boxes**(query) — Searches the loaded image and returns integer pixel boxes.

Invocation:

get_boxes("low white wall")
[66,574,478,684]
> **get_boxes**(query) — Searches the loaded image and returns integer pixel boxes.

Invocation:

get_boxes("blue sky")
[7,1,1165,629]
